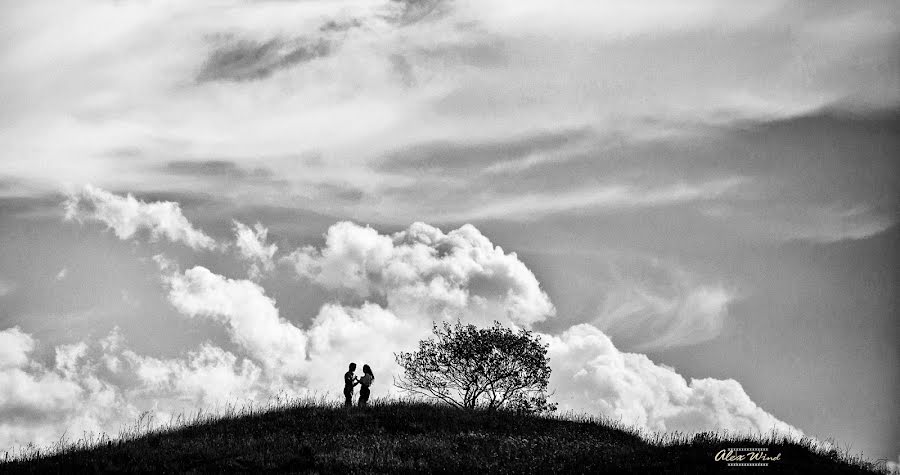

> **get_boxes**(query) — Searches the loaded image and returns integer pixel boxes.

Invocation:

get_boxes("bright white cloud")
[233,221,277,280]
[1,214,800,454]
[545,324,802,437]
[0,327,138,451]
[0,327,34,370]
[124,344,264,407]
[280,221,796,437]
[304,303,424,394]
[64,185,217,250]
[285,221,556,326]
[163,265,307,375]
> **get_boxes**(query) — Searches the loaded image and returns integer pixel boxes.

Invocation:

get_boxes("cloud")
[438,178,746,221]
[279,221,797,437]
[233,221,277,280]
[700,201,897,243]
[0,327,138,450]
[284,221,556,326]
[376,128,591,175]
[0,327,34,370]
[593,258,735,350]
[196,37,331,83]
[1,0,896,237]
[303,302,424,393]
[545,324,802,438]
[64,185,217,250]
[2,215,803,453]
[161,218,796,440]
[124,343,264,407]
[459,0,787,38]
[55,268,68,281]
[163,265,307,376]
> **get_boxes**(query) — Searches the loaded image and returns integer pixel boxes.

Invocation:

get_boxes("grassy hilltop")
[1,399,886,474]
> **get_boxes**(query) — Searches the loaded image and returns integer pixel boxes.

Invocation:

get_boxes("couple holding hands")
[343,362,375,407]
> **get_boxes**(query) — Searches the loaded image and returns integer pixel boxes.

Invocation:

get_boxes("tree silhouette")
[394,321,556,414]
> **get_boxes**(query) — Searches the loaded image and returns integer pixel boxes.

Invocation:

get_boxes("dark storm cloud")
[196,37,331,83]
[376,128,592,175]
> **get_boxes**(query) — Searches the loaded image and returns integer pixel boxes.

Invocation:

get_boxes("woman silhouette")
[357,364,374,407]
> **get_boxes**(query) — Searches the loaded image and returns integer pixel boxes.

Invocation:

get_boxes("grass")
[1,397,891,474]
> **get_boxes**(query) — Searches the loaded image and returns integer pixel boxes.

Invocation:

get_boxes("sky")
[0,0,897,465]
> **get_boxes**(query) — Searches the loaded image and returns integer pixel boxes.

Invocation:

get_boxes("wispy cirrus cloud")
[595,271,734,351]
[439,178,746,221]
[1,0,896,236]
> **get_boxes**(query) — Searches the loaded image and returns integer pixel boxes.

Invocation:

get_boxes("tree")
[394,320,557,415]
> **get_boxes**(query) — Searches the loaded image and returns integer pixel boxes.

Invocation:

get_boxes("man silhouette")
[343,363,358,407]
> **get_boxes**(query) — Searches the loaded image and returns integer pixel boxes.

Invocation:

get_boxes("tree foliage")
[394,321,556,415]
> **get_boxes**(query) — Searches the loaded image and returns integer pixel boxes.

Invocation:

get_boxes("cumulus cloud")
[233,221,277,280]
[0,327,138,451]
[278,221,797,438]
[163,265,307,376]
[124,344,265,407]
[545,324,801,437]
[284,221,556,327]
[64,185,217,250]
[0,327,34,370]
[1,323,307,452]
[2,217,801,453]
[303,303,424,393]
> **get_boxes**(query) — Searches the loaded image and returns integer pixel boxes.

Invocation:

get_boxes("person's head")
[349,363,356,371]
[363,364,372,375]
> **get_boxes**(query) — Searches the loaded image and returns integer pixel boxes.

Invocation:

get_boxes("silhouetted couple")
[343,363,374,408]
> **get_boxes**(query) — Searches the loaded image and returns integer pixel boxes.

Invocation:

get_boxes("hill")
[1,399,886,473]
